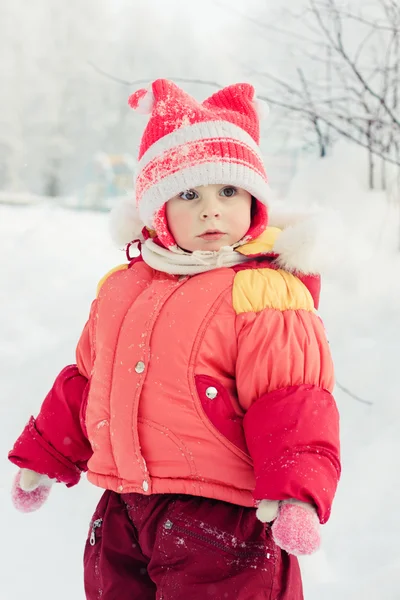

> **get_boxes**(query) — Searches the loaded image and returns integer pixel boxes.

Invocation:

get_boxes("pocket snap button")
[206,386,218,399]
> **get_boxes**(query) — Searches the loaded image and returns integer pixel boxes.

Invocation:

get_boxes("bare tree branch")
[212,0,325,46]
[87,62,223,90]
[330,8,396,31]
[297,67,327,156]
[258,92,400,166]
[310,0,400,128]
[335,381,374,405]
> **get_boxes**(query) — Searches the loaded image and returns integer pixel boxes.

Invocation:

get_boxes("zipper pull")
[89,518,103,546]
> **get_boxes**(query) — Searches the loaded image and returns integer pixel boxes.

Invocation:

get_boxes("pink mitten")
[11,469,52,513]
[256,499,320,556]
[272,501,320,555]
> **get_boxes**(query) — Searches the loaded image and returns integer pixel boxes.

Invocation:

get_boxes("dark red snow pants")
[83,491,303,600]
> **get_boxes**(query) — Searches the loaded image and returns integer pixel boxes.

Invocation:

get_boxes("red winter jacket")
[9,228,340,522]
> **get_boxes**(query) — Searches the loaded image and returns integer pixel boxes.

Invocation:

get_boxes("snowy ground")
[2,155,400,598]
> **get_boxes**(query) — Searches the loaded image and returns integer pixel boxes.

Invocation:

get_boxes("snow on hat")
[110,79,270,248]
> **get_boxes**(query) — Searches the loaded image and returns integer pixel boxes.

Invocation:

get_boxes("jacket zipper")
[89,518,103,546]
[164,520,271,559]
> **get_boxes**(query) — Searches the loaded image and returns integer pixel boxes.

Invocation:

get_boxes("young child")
[9,79,340,600]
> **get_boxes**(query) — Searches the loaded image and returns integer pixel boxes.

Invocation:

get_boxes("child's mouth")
[198,231,225,241]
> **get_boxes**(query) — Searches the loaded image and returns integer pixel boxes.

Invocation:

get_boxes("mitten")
[256,499,320,556]
[11,469,53,513]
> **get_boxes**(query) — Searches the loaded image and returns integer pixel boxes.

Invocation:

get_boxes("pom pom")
[109,197,145,247]
[253,97,270,120]
[11,471,52,513]
[128,88,155,114]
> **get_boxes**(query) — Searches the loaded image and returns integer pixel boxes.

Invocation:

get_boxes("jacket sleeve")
[234,268,340,524]
[8,301,97,486]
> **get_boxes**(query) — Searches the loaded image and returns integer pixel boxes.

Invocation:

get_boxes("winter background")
[1,0,400,598]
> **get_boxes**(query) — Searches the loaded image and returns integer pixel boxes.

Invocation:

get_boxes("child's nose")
[201,196,221,219]
[201,207,221,219]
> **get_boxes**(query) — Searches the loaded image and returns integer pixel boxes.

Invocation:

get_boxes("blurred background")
[1,1,400,599]
[2,0,398,208]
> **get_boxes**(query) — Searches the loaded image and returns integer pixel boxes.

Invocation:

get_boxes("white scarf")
[141,238,249,275]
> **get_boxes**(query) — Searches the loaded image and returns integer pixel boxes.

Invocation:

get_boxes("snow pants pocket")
[83,490,156,600]
[152,495,303,600]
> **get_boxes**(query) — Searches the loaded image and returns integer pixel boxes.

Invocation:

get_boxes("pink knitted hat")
[111,79,270,248]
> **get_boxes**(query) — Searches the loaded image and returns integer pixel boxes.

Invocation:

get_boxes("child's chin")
[190,237,234,252]
[195,241,227,252]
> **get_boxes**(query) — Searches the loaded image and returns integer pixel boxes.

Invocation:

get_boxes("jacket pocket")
[195,374,248,454]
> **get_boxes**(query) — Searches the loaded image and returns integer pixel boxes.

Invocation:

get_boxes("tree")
[0,0,135,196]
[238,0,400,189]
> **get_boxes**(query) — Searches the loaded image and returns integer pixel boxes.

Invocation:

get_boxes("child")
[9,79,340,599]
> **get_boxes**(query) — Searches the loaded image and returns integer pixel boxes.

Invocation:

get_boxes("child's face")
[165,184,252,252]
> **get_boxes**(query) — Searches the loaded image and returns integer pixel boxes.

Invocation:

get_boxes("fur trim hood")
[109,197,344,276]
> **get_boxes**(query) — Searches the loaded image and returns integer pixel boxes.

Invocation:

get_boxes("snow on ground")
[285,145,400,599]
[1,147,400,598]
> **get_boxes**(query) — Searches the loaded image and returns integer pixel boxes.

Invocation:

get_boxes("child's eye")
[220,186,237,198]
[179,189,198,201]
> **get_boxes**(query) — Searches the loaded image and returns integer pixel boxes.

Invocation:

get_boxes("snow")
[1,145,400,598]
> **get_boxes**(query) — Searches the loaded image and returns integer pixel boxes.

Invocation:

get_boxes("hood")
[237,205,344,277]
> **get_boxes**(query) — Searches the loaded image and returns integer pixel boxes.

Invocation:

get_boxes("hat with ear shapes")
[110,79,270,249]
